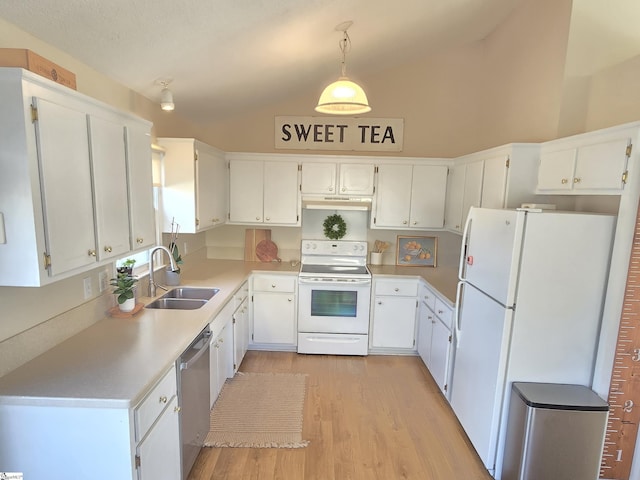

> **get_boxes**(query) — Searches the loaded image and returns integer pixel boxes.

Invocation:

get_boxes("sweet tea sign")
[275,116,404,152]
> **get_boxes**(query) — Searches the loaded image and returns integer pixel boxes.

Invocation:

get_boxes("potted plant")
[116,258,136,276]
[110,272,139,312]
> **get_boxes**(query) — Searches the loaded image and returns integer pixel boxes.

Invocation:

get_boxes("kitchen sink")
[146,287,220,310]
[161,287,219,301]
[146,298,209,310]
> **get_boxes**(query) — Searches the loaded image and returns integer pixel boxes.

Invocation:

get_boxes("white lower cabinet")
[210,303,235,408]
[136,395,181,480]
[417,281,454,397]
[370,278,419,352]
[251,274,297,348]
[232,282,250,372]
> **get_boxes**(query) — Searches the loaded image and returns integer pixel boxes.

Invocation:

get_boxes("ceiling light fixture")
[155,78,175,112]
[315,21,371,115]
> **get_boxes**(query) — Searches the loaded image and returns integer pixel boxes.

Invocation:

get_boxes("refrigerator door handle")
[454,281,463,348]
[458,208,474,281]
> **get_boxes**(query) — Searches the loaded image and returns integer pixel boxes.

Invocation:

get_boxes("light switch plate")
[99,269,109,293]
[83,277,93,299]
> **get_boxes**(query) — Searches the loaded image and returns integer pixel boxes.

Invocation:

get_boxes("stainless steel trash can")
[501,382,609,480]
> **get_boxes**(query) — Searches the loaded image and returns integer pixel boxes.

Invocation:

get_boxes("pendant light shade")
[316,21,371,115]
[156,78,175,111]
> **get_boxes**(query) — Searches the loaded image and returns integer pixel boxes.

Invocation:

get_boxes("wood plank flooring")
[188,351,492,480]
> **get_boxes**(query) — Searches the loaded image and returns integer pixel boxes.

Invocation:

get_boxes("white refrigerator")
[450,207,615,479]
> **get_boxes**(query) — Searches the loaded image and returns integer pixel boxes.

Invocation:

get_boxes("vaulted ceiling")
[1,0,639,124]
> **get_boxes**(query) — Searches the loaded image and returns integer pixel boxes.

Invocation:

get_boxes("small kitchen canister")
[370,252,383,265]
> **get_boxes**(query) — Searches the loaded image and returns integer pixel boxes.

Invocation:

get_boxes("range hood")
[301,195,372,211]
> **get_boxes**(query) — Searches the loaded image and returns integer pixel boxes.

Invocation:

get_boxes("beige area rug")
[204,372,310,448]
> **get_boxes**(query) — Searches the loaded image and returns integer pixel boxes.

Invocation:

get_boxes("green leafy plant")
[110,272,138,305]
[168,241,183,272]
[116,258,136,276]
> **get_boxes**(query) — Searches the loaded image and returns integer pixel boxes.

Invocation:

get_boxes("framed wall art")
[396,236,437,267]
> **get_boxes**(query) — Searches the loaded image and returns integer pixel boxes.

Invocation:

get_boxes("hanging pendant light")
[315,21,371,115]
[155,78,175,111]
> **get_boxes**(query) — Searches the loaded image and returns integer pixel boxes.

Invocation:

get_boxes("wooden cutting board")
[244,229,271,261]
[256,239,281,263]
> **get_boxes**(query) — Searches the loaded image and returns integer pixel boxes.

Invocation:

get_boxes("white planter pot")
[165,269,181,286]
[118,296,136,313]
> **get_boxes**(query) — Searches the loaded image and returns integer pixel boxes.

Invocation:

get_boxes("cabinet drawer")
[419,282,436,311]
[252,274,296,293]
[434,298,453,330]
[375,279,419,297]
[135,365,177,442]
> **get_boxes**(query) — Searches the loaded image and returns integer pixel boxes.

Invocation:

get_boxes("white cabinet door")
[217,323,233,388]
[136,395,181,480]
[34,97,97,276]
[537,148,576,191]
[253,292,297,345]
[339,163,375,195]
[301,162,337,194]
[209,333,221,408]
[430,317,452,395]
[371,296,417,349]
[410,165,448,228]
[229,159,264,223]
[88,114,130,261]
[126,123,155,250]
[480,156,509,209]
[461,160,484,227]
[264,161,299,224]
[233,297,249,372]
[444,163,465,232]
[417,301,435,366]
[574,138,629,190]
[373,164,413,228]
[195,145,219,230]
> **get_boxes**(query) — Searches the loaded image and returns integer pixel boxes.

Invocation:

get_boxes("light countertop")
[0,259,457,409]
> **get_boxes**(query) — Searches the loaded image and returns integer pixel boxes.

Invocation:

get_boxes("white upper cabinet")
[158,138,227,233]
[125,123,155,250]
[372,163,447,229]
[537,131,632,194]
[88,114,130,261]
[0,68,153,286]
[301,162,374,195]
[445,144,540,234]
[228,155,300,226]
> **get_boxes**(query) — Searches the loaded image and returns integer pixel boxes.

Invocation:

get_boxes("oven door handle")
[298,278,371,285]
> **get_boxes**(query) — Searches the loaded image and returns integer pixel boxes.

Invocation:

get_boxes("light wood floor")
[188,351,492,480]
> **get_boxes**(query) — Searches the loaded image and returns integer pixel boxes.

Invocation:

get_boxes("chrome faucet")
[148,245,179,297]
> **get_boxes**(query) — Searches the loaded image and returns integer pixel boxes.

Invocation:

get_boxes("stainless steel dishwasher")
[178,326,211,480]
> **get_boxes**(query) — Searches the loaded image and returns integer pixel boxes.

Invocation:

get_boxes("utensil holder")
[370,252,383,265]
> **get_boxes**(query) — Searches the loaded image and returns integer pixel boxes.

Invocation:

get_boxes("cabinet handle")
[219,338,224,343]
[329,186,334,192]
[174,406,181,413]
[136,237,144,244]
[215,343,220,349]
[266,217,270,221]
[561,178,568,184]
[573,177,581,184]
[288,298,292,302]
[394,288,399,292]
[403,220,408,225]
[88,249,96,257]
[272,284,276,288]
[256,217,261,221]
[413,221,418,225]
[104,246,112,253]
[377,301,382,305]
[438,309,444,314]
[159,396,168,404]
[341,187,346,192]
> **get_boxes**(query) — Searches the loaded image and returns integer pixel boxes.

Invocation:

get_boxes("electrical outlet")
[83,277,93,299]
[99,269,109,293]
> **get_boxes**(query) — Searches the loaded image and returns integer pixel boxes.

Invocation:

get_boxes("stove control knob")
[312,244,317,249]
[304,243,310,249]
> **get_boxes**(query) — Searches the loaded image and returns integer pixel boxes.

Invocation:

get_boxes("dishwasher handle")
[180,330,211,371]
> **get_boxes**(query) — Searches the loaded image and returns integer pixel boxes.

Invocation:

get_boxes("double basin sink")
[146,287,220,310]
